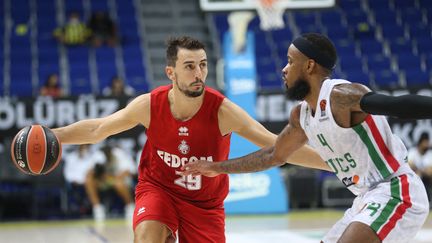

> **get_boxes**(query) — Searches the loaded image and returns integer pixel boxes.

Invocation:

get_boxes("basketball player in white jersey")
[181,33,431,243]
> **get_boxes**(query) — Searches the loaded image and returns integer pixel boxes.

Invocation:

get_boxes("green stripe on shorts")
[370,177,401,232]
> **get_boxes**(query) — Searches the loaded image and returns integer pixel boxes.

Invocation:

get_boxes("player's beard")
[284,77,310,101]
[175,76,205,98]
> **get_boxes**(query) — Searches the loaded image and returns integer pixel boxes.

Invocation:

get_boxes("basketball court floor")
[0,210,430,243]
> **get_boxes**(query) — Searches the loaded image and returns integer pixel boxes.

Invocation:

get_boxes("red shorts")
[133,183,226,243]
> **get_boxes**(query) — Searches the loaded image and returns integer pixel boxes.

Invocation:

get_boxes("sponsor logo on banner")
[228,59,254,69]
[230,78,256,95]
[226,173,271,202]
[0,96,119,130]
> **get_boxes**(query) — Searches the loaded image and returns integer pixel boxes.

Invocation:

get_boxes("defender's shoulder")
[331,83,370,105]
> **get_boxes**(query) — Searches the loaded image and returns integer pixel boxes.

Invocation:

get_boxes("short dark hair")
[166,36,206,66]
[302,33,337,73]
[418,132,430,145]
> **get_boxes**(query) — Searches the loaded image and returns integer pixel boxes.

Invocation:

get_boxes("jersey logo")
[137,207,146,216]
[319,99,327,117]
[342,175,359,187]
[319,99,329,122]
[178,126,189,136]
[178,140,190,154]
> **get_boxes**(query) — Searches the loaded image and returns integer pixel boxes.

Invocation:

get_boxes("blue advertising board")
[223,31,288,214]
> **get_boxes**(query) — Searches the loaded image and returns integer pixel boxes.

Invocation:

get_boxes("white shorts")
[322,172,429,243]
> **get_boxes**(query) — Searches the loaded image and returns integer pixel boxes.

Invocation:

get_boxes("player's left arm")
[340,83,432,119]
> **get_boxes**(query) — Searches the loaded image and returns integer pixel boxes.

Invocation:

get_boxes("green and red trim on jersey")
[353,115,401,178]
[370,174,412,240]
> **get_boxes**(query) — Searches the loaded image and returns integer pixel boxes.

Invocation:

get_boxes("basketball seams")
[41,126,55,174]
[43,127,62,174]
[52,137,62,174]
[26,125,36,174]
[40,125,48,174]
[27,125,47,175]
[10,128,29,174]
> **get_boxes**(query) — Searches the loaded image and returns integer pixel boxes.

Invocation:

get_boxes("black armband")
[360,92,432,119]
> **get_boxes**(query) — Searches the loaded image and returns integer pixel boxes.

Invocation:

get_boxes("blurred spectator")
[87,11,119,47]
[102,76,135,97]
[53,11,91,46]
[63,144,105,218]
[15,23,29,36]
[86,145,136,222]
[408,133,432,203]
[353,23,374,39]
[40,73,64,97]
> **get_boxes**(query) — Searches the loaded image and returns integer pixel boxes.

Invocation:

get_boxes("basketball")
[10,125,62,175]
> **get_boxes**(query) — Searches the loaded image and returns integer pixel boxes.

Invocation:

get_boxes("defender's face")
[282,44,303,89]
[167,48,208,98]
[281,44,312,101]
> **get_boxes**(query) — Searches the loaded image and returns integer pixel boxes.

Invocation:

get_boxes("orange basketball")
[10,125,62,175]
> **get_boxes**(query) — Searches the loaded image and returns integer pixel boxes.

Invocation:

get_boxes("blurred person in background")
[86,145,136,222]
[63,144,105,219]
[39,73,64,98]
[53,11,91,46]
[102,76,135,97]
[64,144,136,222]
[87,11,119,47]
[408,133,432,204]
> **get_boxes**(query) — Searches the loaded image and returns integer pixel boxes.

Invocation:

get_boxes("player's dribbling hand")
[180,160,220,177]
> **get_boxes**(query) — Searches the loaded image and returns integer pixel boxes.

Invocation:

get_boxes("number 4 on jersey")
[317,133,334,152]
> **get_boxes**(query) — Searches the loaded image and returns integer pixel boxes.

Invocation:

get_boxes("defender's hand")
[180,160,220,177]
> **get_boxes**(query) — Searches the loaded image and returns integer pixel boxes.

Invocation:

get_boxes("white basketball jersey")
[300,79,410,195]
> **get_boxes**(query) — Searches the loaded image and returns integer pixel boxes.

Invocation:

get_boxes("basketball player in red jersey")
[52,36,328,243]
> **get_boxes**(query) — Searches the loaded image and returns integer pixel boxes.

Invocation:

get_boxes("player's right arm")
[182,105,314,176]
[53,93,150,144]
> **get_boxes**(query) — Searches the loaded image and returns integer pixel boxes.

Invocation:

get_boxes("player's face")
[282,44,311,100]
[169,48,208,98]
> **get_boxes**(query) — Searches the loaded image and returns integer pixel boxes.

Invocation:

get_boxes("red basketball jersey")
[137,85,231,209]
